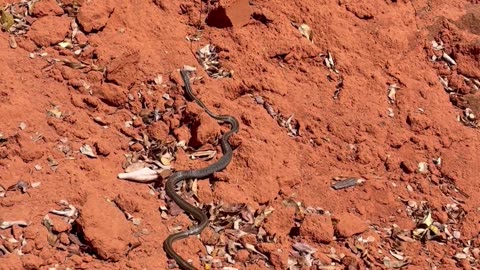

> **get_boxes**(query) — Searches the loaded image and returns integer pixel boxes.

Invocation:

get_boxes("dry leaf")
[154,75,163,85]
[58,41,73,49]
[118,167,159,182]
[388,84,400,104]
[8,36,17,49]
[0,221,28,230]
[190,150,216,160]
[417,162,428,174]
[47,106,62,118]
[80,144,96,158]
[160,153,173,166]
[50,204,77,218]
[0,10,14,31]
[298,24,313,42]
[383,257,409,268]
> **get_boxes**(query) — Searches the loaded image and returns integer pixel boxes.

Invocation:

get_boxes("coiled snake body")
[163,69,239,270]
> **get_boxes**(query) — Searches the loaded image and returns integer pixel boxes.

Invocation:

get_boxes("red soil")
[0,0,479,269]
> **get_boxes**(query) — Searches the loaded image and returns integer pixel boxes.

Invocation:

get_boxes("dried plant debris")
[412,211,444,241]
[291,22,313,43]
[49,200,78,223]
[321,51,345,98]
[383,256,409,269]
[430,40,479,128]
[80,144,96,158]
[1,4,28,34]
[118,166,160,182]
[47,106,63,118]
[4,180,38,196]
[387,84,400,104]
[459,107,478,128]
[254,96,300,137]
[196,44,232,78]
[323,51,339,74]
[430,40,456,65]
[331,177,365,190]
[288,242,317,269]
[0,220,28,230]
[198,203,276,267]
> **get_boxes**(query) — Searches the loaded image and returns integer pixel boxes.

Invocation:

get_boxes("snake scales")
[163,69,239,270]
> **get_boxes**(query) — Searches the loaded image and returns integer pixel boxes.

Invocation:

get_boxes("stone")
[31,0,64,17]
[76,0,114,33]
[28,16,70,47]
[300,214,334,244]
[205,0,251,28]
[76,194,135,261]
[334,213,368,238]
[105,51,141,87]
[95,83,128,107]
[0,253,23,270]
[21,255,44,270]
[50,215,71,233]
[147,121,169,141]
[191,113,219,147]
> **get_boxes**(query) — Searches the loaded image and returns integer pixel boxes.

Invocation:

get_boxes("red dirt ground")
[0,0,479,269]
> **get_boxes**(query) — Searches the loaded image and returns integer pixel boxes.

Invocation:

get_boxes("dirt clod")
[76,195,135,262]
[300,215,334,244]
[28,16,71,47]
[334,213,368,238]
[1,0,479,269]
[31,0,64,17]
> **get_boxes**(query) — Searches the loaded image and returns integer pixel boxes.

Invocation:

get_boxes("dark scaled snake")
[163,69,239,270]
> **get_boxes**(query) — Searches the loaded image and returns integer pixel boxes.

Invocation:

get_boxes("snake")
[162,69,239,270]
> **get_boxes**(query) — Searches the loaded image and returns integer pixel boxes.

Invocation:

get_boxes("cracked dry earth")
[0,0,480,269]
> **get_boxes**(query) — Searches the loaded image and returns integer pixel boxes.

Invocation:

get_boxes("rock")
[345,1,376,19]
[31,0,64,17]
[406,112,432,132]
[113,193,141,214]
[205,0,251,28]
[16,134,44,162]
[235,249,250,263]
[16,38,37,52]
[95,83,128,107]
[173,125,191,143]
[94,141,111,156]
[147,121,169,141]
[191,113,219,147]
[334,212,368,238]
[21,255,44,270]
[0,254,23,270]
[58,232,70,245]
[75,32,88,45]
[400,159,416,174]
[105,51,141,87]
[28,16,70,47]
[50,215,71,233]
[257,243,288,270]
[314,252,332,265]
[77,0,114,33]
[76,194,135,261]
[300,214,334,244]
[262,206,295,238]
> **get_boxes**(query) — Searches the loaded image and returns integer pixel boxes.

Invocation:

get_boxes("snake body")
[163,69,239,270]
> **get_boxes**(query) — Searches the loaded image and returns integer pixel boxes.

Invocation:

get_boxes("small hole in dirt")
[251,12,273,25]
[70,221,95,255]
[289,227,300,237]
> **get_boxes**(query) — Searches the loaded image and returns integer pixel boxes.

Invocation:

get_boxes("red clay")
[0,0,479,269]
